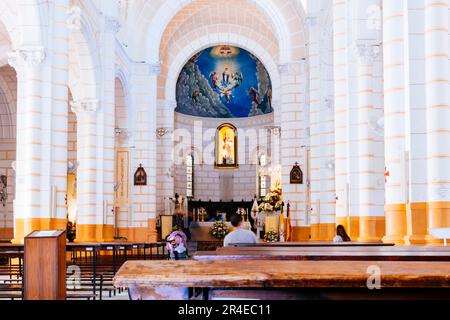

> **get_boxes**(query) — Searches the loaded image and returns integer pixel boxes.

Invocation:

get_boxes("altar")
[189,221,252,242]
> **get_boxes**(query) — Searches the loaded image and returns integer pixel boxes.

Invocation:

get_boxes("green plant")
[264,230,279,242]
[66,220,76,242]
[209,220,229,239]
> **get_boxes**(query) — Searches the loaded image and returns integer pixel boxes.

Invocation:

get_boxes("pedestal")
[24,230,66,300]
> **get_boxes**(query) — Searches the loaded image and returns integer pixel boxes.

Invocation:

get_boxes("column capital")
[352,40,381,63]
[149,62,161,75]
[67,6,81,31]
[8,46,46,70]
[131,62,160,76]
[278,63,289,75]
[70,99,100,115]
[304,15,318,29]
[104,16,121,34]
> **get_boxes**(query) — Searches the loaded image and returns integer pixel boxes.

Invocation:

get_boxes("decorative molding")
[8,46,46,70]
[156,127,171,139]
[70,99,100,114]
[115,128,131,144]
[277,63,289,75]
[149,62,161,75]
[105,16,121,34]
[66,6,81,31]
[353,40,381,63]
[304,15,318,28]
[324,96,334,110]
[266,126,281,136]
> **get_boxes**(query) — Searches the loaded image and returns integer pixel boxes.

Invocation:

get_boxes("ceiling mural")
[176,45,273,118]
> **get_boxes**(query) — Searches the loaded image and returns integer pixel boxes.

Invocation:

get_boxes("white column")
[333,0,352,234]
[128,62,159,242]
[382,0,409,244]
[406,1,429,244]
[354,40,385,242]
[101,16,120,240]
[156,99,176,216]
[425,0,450,240]
[71,100,101,242]
[280,61,308,240]
[51,0,70,226]
[8,47,49,242]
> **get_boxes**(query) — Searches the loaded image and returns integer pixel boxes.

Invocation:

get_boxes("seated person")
[333,224,351,242]
[223,214,257,246]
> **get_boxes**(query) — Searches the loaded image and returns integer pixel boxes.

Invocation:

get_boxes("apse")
[175,45,273,118]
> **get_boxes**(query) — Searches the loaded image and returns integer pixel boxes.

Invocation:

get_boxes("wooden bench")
[194,246,450,261]
[113,260,450,300]
[230,241,395,247]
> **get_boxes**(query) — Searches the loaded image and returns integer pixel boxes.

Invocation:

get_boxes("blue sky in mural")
[176,45,272,118]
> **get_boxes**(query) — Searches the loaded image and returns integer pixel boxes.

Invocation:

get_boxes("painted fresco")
[176,45,273,118]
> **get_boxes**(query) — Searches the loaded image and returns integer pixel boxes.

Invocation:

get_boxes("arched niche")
[215,123,238,169]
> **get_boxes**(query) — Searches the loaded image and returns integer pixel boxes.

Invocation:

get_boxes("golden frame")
[214,123,239,169]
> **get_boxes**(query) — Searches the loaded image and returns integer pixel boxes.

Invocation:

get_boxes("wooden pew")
[194,246,450,261]
[230,241,394,247]
[113,260,450,300]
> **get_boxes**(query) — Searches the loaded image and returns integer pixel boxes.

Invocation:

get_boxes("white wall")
[172,112,275,202]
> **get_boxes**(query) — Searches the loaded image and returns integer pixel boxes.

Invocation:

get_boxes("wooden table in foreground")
[231,242,394,247]
[114,260,450,300]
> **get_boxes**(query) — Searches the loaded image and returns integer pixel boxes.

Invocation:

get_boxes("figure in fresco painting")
[248,87,260,105]
[222,67,231,87]
[209,71,218,88]
[192,90,200,104]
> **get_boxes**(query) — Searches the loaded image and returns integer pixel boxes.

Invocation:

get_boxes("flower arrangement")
[264,230,279,242]
[66,220,76,242]
[258,186,282,212]
[209,220,229,239]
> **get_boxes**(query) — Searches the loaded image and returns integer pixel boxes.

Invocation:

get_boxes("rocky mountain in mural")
[176,61,232,118]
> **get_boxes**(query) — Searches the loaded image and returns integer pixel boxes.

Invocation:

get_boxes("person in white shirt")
[333,224,351,242]
[223,214,258,246]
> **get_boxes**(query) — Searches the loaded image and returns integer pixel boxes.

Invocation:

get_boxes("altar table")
[113,260,450,300]
[189,221,251,241]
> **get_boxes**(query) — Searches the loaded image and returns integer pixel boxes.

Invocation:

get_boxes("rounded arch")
[139,0,305,63]
[114,76,129,130]
[0,74,15,139]
[0,0,46,48]
[68,12,101,101]
[164,34,281,110]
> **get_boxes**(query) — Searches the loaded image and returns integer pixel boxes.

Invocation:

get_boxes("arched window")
[259,154,267,197]
[186,154,194,198]
[215,123,238,168]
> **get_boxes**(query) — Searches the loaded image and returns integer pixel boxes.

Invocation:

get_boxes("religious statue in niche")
[0,175,7,207]
[215,123,238,168]
[290,162,303,184]
[134,164,147,186]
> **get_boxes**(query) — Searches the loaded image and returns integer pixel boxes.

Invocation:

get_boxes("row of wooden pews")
[0,241,168,300]
[113,242,450,300]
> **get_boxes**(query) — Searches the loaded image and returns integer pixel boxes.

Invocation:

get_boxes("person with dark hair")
[333,225,351,242]
[223,214,257,246]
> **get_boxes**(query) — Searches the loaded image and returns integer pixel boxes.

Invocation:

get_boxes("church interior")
[1,0,450,302]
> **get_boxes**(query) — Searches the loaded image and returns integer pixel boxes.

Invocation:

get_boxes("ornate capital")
[266,126,281,136]
[277,63,289,75]
[8,46,46,70]
[105,16,121,34]
[156,127,171,139]
[149,62,161,75]
[353,40,381,63]
[304,15,318,28]
[67,6,81,31]
[70,99,100,115]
